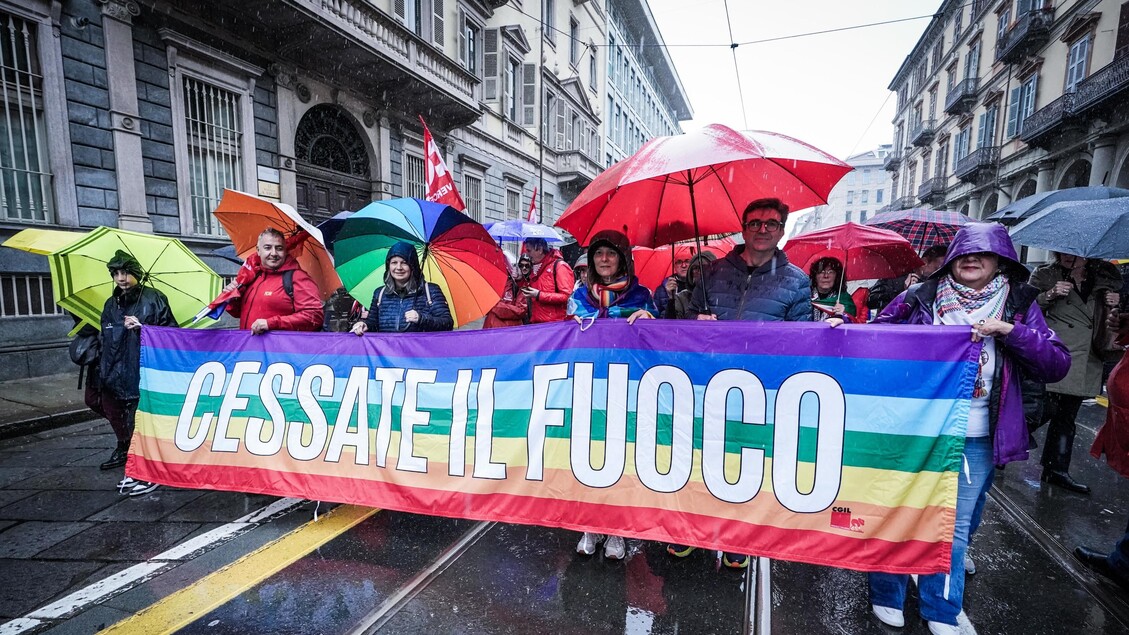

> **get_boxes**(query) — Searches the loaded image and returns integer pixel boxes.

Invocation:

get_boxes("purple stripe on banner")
[141,321,971,364]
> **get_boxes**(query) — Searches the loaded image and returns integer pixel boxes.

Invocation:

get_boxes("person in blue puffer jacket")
[351,241,453,335]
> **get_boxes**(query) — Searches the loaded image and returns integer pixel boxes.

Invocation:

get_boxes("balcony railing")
[1073,54,1129,114]
[954,146,1000,182]
[917,177,946,202]
[882,151,903,172]
[558,149,602,188]
[1019,93,1077,147]
[909,119,936,147]
[996,9,1054,64]
[944,78,979,115]
[891,195,917,211]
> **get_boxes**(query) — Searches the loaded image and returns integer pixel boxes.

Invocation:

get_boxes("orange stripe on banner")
[128,455,953,574]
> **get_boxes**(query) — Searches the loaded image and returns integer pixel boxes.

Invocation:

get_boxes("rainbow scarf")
[588,275,632,310]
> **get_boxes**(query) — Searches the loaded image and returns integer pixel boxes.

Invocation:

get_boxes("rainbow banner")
[132,322,978,574]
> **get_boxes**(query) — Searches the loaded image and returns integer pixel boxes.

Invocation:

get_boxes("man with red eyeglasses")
[689,197,812,323]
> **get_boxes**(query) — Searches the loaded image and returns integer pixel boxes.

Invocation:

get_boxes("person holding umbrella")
[665,252,715,319]
[809,257,856,321]
[521,237,575,323]
[653,254,692,315]
[351,241,453,334]
[483,257,528,329]
[98,250,177,496]
[567,229,655,560]
[1030,252,1122,494]
[866,223,1069,635]
[223,228,324,334]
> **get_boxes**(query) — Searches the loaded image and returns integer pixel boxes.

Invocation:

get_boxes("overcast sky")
[648,0,941,161]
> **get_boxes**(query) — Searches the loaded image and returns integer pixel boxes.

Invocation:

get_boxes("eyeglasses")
[675,259,690,265]
[743,219,783,233]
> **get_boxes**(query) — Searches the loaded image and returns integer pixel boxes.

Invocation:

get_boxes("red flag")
[527,186,538,222]
[420,116,466,211]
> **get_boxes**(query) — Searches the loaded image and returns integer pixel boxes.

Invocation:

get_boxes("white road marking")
[0,497,305,634]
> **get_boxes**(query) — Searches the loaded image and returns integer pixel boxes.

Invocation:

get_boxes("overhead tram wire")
[846,90,893,161]
[722,0,749,131]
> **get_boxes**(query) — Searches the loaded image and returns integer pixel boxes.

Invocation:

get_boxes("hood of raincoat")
[930,222,1029,283]
[384,241,424,293]
[586,229,634,286]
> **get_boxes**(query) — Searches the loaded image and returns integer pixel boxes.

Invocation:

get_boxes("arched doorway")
[1015,179,1037,201]
[294,105,373,224]
[1057,159,1092,189]
[981,193,998,217]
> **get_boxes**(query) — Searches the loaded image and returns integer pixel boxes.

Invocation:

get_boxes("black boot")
[100,446,127,470]
[1075,547,1129,589]
[1042,469,1091,494]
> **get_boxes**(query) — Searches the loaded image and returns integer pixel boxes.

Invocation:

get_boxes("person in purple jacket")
[865,223,1069,635]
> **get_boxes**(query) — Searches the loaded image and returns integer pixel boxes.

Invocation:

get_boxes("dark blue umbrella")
[211,244,242,264]
[986,186,1129,225]
[1010,198,1129,259]
[316,210,354,257]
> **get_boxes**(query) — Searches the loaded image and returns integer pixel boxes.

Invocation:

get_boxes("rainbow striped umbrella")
[333,198,508,327]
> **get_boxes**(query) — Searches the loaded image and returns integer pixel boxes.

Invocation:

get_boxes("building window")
[936,139,949,177]
[965,39,981,79]
[404,152,426,199]
[861,190,869,205]
[543,0,556,44]
[845,210,852,223]
[876,189,884,204]
[183,77,244,236]
[589,43,597,90]
[997,7,1011,44]
[977,105,998,148]
[462,19,481,76]
[0,11,52,224]
[506,187,521,219]
[0,273,62,318]
[463,174,482,222]
[1065,35,1091,93]
[953,5,963,39]
[569,18,579,66]
[505,57,520,121]
[860,211,868,223]
[543,191,555,222]
[954,126,971,161]
[846,190,854,204]
[1006,74,1038,137]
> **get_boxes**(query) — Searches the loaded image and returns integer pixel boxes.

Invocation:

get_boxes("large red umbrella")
[783,223,924,280]
[556,125,851,248]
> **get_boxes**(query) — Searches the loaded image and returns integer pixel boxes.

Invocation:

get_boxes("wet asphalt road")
[2,403,1129,634]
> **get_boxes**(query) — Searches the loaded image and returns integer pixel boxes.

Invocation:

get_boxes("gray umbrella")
[986,186,1129,225]
[1009,198,1129,259]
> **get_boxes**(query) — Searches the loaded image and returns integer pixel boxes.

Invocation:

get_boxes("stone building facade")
[0,0,690,379]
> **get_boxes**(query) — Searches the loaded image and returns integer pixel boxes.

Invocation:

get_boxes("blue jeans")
[868,436,995,625]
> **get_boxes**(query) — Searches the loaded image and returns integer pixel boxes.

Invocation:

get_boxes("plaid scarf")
[588,275,631,310]
[935,274,1008,319]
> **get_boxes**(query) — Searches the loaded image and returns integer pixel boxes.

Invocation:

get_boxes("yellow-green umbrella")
[49,227,221,330]
[2,228,87,255]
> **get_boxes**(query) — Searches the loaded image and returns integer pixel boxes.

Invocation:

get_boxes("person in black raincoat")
[98,250,176,496]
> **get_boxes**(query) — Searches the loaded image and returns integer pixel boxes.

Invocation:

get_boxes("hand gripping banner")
[132,321,978,574]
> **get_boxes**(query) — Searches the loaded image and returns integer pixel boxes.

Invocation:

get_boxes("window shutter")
[1006,86,1021,137]
[555,99,565,150]
[432,0,444,46]
[457,9,466,64]
[565,111,574,149]
[394,0,406,20]
[522,63,536,126]
[484,29,499,101]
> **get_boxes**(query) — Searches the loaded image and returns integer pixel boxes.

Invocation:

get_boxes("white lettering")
[211,361,261,453]
[245,363,295,456]
[325,367,371,465]
[570,363,628,488]
[702,369,765,504]
[374,368,405,468]
[635,365,695,493]
[174,362,226,452]
[398,369,437,473]
[772,372,846,513]
[473,369,506,479]
[289,364,334,461]
[448,369,472,477]
[526,363,569,481]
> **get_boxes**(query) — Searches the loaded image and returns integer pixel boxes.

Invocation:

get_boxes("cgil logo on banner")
[173,360,847,514]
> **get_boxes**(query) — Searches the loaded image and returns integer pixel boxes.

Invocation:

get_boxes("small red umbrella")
[783,222,924,281]
[556,125,851,248]
[632,245,695,291]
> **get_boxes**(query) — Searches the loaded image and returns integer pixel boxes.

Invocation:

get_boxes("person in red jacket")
[224,228,324,333]
[519,237,573,323]
[483,260,527,329]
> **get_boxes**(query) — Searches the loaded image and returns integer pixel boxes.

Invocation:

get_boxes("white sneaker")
[128,481,159,497]
[927,621,959,635]
[603,535,626,560]
[964,554,976,575]
[116,476,137,494]
[576,532,604,556]
[871,605,905,628]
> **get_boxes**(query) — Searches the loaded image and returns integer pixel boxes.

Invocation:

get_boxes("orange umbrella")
[212,189,342,301]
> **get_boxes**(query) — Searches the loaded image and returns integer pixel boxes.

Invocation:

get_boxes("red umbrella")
[632,245,695,291]
[556,125,850,248]
[783,222,924,281]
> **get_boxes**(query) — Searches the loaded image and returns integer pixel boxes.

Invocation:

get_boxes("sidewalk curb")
[0,409,100,441]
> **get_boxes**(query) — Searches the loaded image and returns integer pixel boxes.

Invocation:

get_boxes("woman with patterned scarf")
[567,229,655,560]
[863,223,1069,635]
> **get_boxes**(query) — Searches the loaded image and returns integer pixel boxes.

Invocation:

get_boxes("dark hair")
[922,244,948,261]
[809,257,843,292]
[743,198,789,224]
[523,238,549,252]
